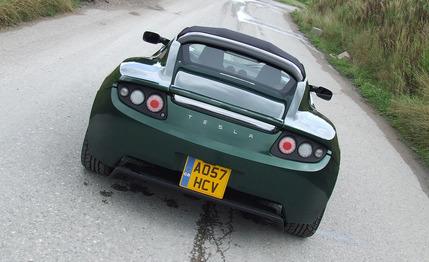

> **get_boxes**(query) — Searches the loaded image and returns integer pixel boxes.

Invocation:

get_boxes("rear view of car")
[81,26,340,237]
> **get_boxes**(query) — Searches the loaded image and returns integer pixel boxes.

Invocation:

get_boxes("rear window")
[185,44,295,93]
[174,71,286,119]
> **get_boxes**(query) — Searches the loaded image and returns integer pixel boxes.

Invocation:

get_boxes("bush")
[294,0,429,166]
[0,0,79,27]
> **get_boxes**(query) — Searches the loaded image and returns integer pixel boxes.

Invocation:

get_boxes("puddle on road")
[128,11,140,16]
[164,198,179,208]
[100,178,283,260]
[190,202,234,262]
[146,4,165,11]
[100,190,113,197]
[100,190,113,204]
[109,180,182,208]
[110,182,155,196]
[228,0,318,52]
[111,183,128,192]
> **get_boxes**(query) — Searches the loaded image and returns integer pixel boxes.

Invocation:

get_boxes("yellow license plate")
[179,156,232,199]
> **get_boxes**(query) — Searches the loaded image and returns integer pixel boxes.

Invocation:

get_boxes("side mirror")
[143,31,170,45]
[309,85,333,101]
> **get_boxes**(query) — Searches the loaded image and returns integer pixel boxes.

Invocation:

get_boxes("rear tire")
[81,139,112,176]
[284,212,324,238]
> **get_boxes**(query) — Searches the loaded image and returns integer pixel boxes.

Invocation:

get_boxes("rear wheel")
[81,139,112,176]
[284,212,324,238]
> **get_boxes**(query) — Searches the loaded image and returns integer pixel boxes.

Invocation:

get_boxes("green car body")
[82,27,340,237]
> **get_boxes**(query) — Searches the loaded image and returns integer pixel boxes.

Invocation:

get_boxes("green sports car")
[81,26,340,237]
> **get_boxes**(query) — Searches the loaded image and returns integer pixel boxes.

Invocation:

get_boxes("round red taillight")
[146,94,164,112]
[278,137,296,154]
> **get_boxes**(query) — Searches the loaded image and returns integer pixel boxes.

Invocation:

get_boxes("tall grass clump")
[293,0,429,165]
[0,0,79,28]
[278,0,311,8]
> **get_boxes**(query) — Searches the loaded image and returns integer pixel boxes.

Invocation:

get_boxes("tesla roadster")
[81,26,340,237]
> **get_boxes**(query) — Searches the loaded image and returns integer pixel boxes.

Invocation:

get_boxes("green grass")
[292,1,429,167]
[0,0,81,28]
[277,0,309,8]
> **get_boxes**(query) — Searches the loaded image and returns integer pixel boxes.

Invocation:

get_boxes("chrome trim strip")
[173,95,276,132]
[286,80,306,118]
[178,32,303,80]
[219,73,255,85]
[162,39,180,82]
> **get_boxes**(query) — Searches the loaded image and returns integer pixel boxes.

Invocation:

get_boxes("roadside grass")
[291,0,429,166]
[0,0,81,28]
[277,0,309,8]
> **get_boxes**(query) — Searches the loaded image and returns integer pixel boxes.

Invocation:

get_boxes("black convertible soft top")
[178,26,305,78]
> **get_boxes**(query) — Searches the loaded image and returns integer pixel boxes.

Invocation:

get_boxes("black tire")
[284,212,324,238]
[81,139,112,176]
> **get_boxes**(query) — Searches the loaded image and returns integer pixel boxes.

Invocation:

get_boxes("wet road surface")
[1,0,428,261]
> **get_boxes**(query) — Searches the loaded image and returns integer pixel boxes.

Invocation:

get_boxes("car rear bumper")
[84,88,340,224]
[111,156,285,224]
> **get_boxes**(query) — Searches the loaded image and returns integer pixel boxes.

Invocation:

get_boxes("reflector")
[314,148,324,158]
[120,87,129,97]
[298,143,313,158]
[130,90,144,105]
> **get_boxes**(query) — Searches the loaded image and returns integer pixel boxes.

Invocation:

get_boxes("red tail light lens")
[146,94,164,112]
[278,137,296,154]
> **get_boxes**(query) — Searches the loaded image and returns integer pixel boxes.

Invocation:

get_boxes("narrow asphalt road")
[1,0,428,261]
